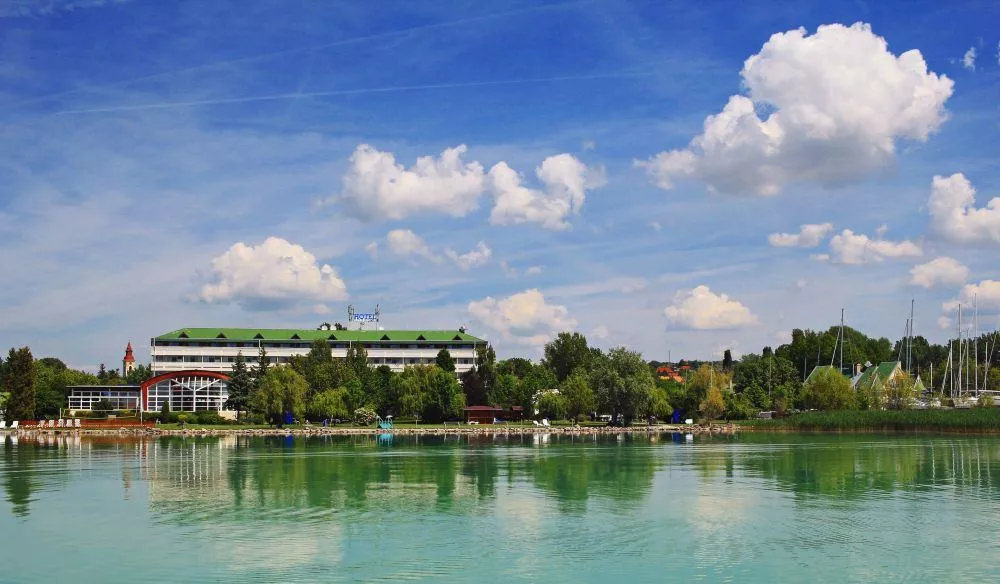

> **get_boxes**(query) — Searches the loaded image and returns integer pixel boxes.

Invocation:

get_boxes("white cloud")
[943,280,1000,313]
[637,23,953,195]
[768,222,834,248]
[468,289,577,345]
[385,229,440,262]
[909,256,969,288]
[582,140,597,151]
[337,144,486,220]
[488,154,605,230]
[197,237,348,310]
[525,266,543,276]
[663,285,758,330]
[591,324,609,340]
[364,241,378,259]
[650,221,662,231]
[827,229,922,264]
[937,315,953,329]
[928,173,1000,244]
[962,46,977,71]
[444,241,492,270]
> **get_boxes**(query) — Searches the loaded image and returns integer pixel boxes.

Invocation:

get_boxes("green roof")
[854,361,902,390]
[155,328,485,343]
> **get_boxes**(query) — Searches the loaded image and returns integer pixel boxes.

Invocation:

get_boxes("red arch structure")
[141,370,231,412]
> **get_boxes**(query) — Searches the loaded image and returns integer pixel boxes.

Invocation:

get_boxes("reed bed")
[740,409,1000,433]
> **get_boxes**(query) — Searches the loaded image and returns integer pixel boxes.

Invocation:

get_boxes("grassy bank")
[739,409,1000,433]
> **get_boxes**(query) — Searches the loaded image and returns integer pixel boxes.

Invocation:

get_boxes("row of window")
[155,341,477,350]
[154,356,474,366]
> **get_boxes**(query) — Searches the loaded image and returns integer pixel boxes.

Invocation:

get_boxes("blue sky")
[1,0,998,370]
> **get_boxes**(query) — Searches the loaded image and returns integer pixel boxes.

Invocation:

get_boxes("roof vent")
[290,334,301,340]
[178,332,189,339]
[380,334,391,341]
[215,333,227,339]
[328,334,338,340]
[253,333,265,340]
[452,335,463,341]
[416,334,427,341]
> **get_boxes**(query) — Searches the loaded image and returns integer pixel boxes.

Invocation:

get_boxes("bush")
[976,395,995,408]
[176,413,191,426]
[537,392,568,421]
[354,407,376,425]
[194,411,226,425]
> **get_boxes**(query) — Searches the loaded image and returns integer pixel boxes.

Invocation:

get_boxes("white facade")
[150,330,483,375]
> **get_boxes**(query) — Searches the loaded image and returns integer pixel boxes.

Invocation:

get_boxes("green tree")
[97,363,107,382]
[346,343,369,381]
[497,357,533,379]
[224,352,253,421]
[0,392,9,419]
[683,364,731,416]
[252,346,270,389]
[92,398,115,413]
[125,363,153,384]
[474,344,497,399]
[722,349,733,372]
[424,367,465,422]
[537,391,568,420]
[700,385,725,421]
[561,372,595,422]
[648,386,672,421]
[160,400,171,420]
[4,347,36,420]
[310,388,350,421]
[801,367,855,410]
[435,348,456,373]
[732,353,800,412]
[590,348,655,423]
[250,366,308,426]
[460,369,487,406]
[543,332,592,382]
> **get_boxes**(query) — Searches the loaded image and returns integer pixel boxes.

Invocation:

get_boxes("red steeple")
[124,341,135,363]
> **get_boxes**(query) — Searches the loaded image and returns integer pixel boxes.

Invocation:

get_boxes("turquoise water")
[2,432,1000,583]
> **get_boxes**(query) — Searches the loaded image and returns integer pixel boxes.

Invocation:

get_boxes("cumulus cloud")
[337,144,486,220]
[468,289,576,345]
[962,46,977,71]
[650,221,662,231]
[525,266,543,276]
[928,173,1000,244]
[768,223,834,248]
[444,241,492,270]
[385,229,440,262]
[827,229,922,264]
[197,237,348,310]
[943,280,1000,313]
[364,241,378,259]
[637,23,953,195]
[591,324,609,340]
[488,154,605,230]
[663,285,758,330]
[909,256,969,288]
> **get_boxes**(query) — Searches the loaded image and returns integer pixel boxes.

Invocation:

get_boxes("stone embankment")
[2,423,737,439]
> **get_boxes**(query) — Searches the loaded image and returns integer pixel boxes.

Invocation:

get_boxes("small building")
[464,406,502,424]
[68,369,232,413]
[853,361,905,392]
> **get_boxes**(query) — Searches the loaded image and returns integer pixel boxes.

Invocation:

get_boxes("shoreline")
[1,423,735,438]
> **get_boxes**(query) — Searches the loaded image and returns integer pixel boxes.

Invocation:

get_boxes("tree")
[683,364,731,416]
[537,391,568,421]
[4,347,36,420]
[497,358,533,379]
[543,332,592,382]
[97,363,108,382]
[460,369,487,406]
[474,344,496,399]
[590,348,655,423]
[249,367,308,426]
[310,388,350,421]
[225,352,253,421]
[252,347,270,389]
[700,386,725,421]
[34,358,99,417]
[424,367,465,422]
[435,349,456,373]
[885,373,917,410]
[722,349,733,372]
[125,363,153,384]
[732,353,800,412]
[648,387,672,421]
[801,367,855,410]
[160,400,171,420]
[92,398,115,413]
[561,372,595,422]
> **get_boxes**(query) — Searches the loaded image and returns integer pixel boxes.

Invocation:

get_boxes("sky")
[1,0,999,370]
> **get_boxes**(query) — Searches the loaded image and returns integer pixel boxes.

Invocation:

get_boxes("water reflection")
[5,433,1000,520]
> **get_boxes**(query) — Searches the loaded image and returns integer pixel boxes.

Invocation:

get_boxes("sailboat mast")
[839,308,845,374]
[907,299,914,376]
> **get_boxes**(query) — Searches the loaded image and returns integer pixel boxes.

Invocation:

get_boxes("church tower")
[123,341,136,377]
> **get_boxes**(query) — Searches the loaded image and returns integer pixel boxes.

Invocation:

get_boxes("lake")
[2,432,999,583]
